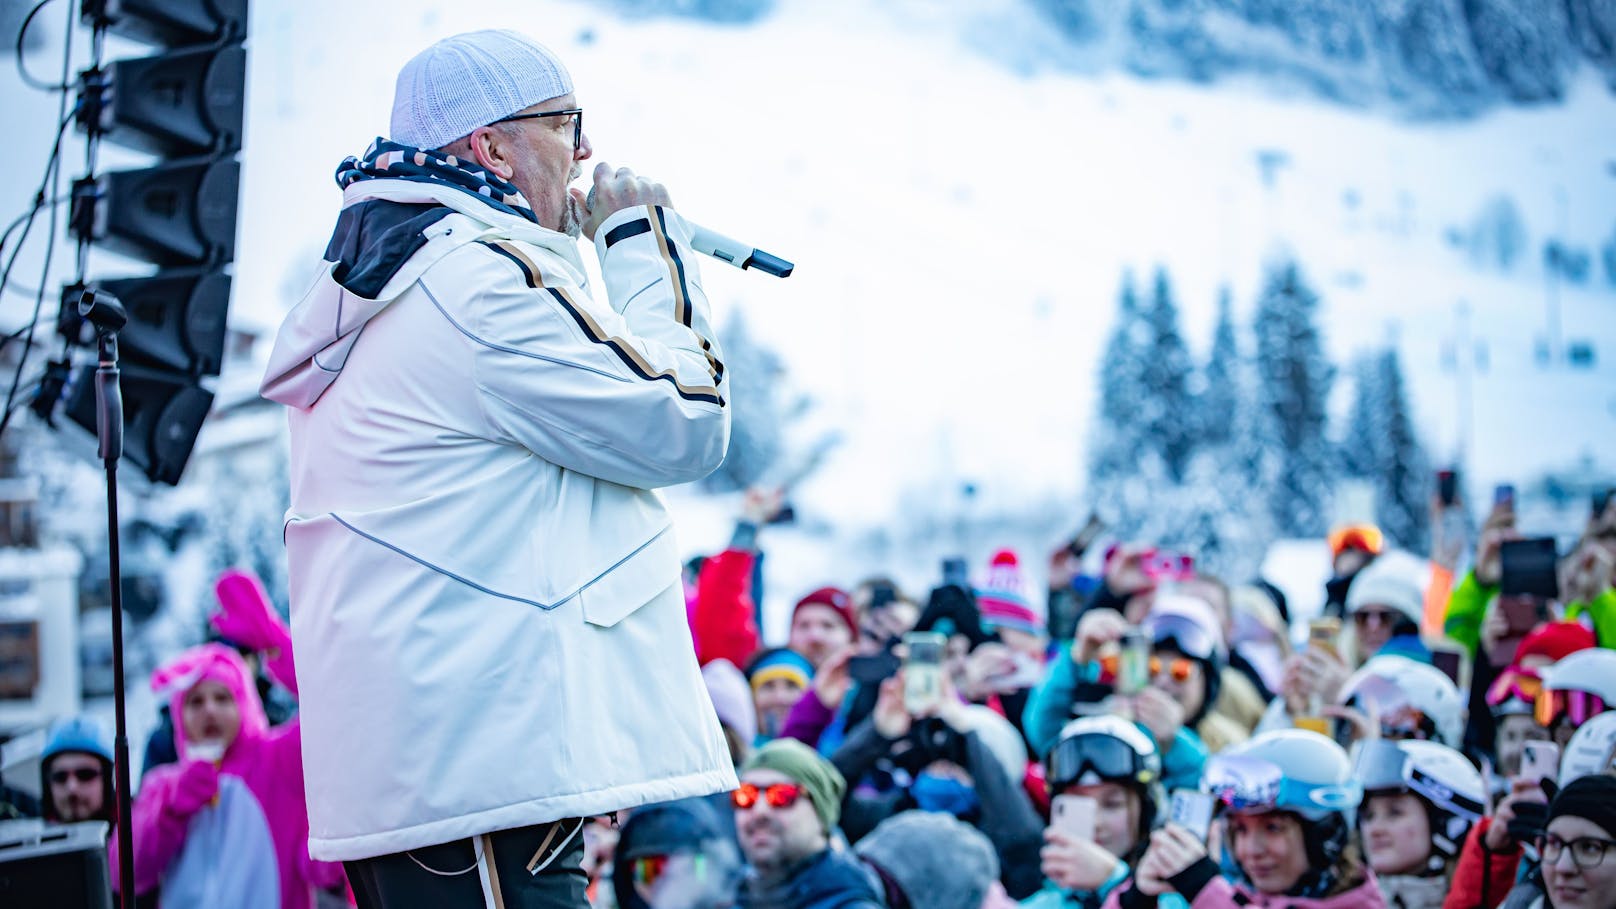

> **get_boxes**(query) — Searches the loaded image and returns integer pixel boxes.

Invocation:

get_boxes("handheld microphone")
[586,187,793,278]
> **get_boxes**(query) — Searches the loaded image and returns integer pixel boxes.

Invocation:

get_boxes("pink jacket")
[1184,874,1388,909]
[112,572,345,908]
[1103,868,1387,909]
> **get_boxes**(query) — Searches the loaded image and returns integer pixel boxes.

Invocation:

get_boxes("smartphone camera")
[902,631,947,714]
[1437,469,1459,507]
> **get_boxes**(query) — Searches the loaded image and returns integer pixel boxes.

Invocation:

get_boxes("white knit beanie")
[390,30,573,150]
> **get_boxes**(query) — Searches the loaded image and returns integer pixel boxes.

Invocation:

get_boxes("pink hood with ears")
[151,643,270,759]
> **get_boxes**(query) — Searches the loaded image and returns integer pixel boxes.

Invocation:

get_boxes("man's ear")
[468,126,514,178]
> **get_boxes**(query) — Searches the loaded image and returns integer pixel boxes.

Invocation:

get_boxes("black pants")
[345,818,587,909]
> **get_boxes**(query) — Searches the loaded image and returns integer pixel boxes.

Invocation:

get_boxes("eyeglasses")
[50,767,102,784]
[1539,833,1616,870]
[731,781,804,811]
[1098,653,1197,683]
[491,108,584,154]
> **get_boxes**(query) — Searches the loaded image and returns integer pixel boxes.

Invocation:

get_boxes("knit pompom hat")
[975,549,1041,637]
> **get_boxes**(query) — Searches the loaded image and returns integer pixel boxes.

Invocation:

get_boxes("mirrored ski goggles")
[1203,754,1361,815]
[1048,733,1157,790]
[1343,673,1410,714]
[632,853,709,888]
[1486,669,1543,708]
[1329,524,1384,557]
[1537,688,1609,727]
[1141,612,1221,662]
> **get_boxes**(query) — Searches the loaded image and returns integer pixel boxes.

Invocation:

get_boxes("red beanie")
[793,586,857,637]
[1515,620,1597,664]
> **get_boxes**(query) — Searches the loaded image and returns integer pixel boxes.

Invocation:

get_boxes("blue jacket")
[1023,646,1209,791]
[1021,861,1192,909]
[740,848,885,909]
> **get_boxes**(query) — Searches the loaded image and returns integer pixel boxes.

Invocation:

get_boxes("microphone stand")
[83,290,133,909]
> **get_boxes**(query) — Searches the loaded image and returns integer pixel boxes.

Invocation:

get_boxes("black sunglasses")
[491,108,583,153]
[51,767,102,784]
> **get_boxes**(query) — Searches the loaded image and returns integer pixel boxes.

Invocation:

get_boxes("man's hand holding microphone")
[572,162,672,242]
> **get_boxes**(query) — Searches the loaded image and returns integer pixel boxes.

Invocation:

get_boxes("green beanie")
[740,738,846,832]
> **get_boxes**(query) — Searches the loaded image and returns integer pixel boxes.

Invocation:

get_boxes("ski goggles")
[1377,705,1439,742]
[1203,754,1361,815]
[1486,669,1544,709]
[731,782,804,811]
[1537,688,1609,727]
[1047,732,1158,790]
[1097,653,1198,684]
[1353,739,1484,822]
[1328,524,1384,557]
[1342,675,1434,740]
[1140,612,1221,662]
[629,853,710,889]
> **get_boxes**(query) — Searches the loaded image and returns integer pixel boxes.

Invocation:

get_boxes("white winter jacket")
[260,178,737,861]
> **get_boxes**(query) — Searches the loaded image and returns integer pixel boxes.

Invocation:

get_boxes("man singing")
[261,29,736,908]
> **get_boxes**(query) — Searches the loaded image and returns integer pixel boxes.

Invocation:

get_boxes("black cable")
[0,111,72,341]
[0,2,74,440]
[0,194,70,297]
[14,0,71,92]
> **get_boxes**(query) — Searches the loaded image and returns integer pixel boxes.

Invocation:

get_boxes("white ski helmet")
[1339,655,1465,749]
[1047,714,1164,836]
[1559,709,1616,787]
[1204,729,1361,869]
[1542,647,1616,701]
[1355,738,1486,861]
[1540,649,1616,729]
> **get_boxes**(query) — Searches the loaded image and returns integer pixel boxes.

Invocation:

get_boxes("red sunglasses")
[731,782,804,811]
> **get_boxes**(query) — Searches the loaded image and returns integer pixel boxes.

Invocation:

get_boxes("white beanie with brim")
[391,29,573,150]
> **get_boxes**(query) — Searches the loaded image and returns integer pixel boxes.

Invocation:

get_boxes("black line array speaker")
[0,819,113,909]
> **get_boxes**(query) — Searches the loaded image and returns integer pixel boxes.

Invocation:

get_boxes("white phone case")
[1051,794,1097,841]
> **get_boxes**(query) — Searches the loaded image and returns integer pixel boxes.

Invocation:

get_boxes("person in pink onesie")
[112,570,345,908]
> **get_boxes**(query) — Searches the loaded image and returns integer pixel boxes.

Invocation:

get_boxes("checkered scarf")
[335,138,538,224]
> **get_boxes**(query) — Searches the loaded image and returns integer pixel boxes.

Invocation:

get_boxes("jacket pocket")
[578,526,679,628]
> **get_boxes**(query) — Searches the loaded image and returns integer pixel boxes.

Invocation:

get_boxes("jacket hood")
[260,179,587,410]
[151,643,269,760]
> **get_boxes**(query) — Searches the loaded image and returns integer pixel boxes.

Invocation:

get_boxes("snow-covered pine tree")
[1340,355,1382,481]
[1161,286,1276,581]
[1087,270,1154,529]
[1199,286,1240,450]
[1370,0,1495,114]
[1374,348,1431,550]
[1340,348,1431,549]
[1252,258,1336,537]
[1140,266,1197,482]
[702,308,784,493]
[1463,0,1577,102]
[1564,0,1616,82]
